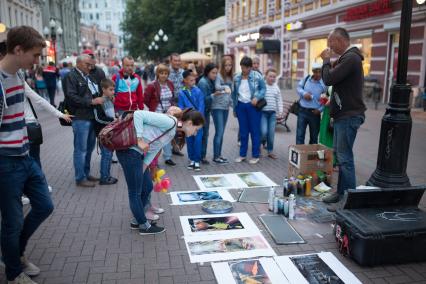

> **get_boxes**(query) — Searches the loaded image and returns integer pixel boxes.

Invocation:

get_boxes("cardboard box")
[288,144,333,183]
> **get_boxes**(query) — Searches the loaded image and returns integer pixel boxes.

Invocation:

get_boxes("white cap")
[312,62,322,70]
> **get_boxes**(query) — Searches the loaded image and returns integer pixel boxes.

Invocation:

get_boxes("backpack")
[98,112,137,151]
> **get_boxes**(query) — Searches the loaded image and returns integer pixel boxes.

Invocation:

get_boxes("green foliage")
[121,0,225,61]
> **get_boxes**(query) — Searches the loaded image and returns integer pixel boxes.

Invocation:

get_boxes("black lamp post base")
[367,168,411,188]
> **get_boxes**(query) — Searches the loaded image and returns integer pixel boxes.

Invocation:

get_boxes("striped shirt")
[155,83,173,113]
[263,83,284,113]
[0,69,29,156]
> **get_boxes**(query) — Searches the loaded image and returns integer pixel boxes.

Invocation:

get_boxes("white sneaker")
[21,256,40,277]
[150,205,165,214]
[48,186,52,193]
[249,158,260,164]
[145,211,159,221]
[21,196,30,205]
[194,162,201,171]
[235,157,246,163]
[8,272,37,284]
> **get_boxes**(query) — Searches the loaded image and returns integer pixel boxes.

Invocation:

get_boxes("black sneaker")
[165,159,176,166]
[213,157,229,164]
[172,150,184,156]
[99,177,118,185]
[139,224,166,235]
[187,161,195,170]
[130,219,156,229]
[201,159,210,165]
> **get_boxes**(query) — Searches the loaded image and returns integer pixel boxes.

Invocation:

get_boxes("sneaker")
[130,219,157,229]
[21,196,30,205]
[268,153,278,159]
[249,158,260,164]
[99,177,118,185]
[21,256,40,277]
[322,192,343,204]
[201,159,210,165]
[76,180,96,188]
[139,224,166,235]
[172,150,184,156]
[48,186,53,193]
[87,175,100,182]
[8,272,37,284]
[151,205,165,214]
[187,161,195,170]
[194,162,201,171]
[219,157,229,163]
[238,141,241,147]
[165,159,176,166]
[145,211,159,221]
[235,156,246,163]
[111,158,118,164]
[213,157,229,164]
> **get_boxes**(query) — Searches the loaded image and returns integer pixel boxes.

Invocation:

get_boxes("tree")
[121,0,225,61]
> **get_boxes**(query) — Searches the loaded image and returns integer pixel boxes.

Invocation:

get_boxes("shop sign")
[235,32,260,43]
[286,21,303,31]
[344,0,392,22]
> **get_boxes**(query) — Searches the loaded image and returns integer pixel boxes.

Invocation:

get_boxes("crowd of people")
[0,25,365,284]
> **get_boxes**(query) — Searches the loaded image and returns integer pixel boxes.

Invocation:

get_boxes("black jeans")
[296,107,321,144]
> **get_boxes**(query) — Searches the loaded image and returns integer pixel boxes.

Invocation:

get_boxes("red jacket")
[144,80,175,112]
[112,69,144,111]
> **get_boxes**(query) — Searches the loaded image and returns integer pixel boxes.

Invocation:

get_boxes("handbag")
[57,100,72,126]
[255,98,267,110]
[26,98,43,145]
[290,75,311,116]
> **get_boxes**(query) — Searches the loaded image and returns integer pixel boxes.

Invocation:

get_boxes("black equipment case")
[335,186,426,266]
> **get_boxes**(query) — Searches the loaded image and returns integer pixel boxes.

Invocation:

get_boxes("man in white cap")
[295,62,327,144]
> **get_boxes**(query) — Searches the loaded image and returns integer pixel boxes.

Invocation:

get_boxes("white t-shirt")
[238,79,251,103]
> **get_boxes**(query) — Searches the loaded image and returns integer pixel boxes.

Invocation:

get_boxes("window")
[89,3,91,8]
[248,0,251,16]
[90,14,93,20]
[255,0,259,16]
[276,0,282,12]
[95,3,98,8]
[263,0,267,14]
[351,37,372,76]
[15,10,18,26]
[106,12,111,20]
[96,13,99,20]
[242,0,246,19]
[309,38,328,72]
[291,41,298,83]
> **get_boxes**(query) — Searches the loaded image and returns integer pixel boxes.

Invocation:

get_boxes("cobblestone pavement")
[1,93,425,283]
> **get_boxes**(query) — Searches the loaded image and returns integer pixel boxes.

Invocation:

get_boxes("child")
[261,68,283,159]
[178,70,205,171]
[94,78,118,185]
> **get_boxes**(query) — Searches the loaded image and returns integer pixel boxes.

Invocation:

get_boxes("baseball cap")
[82,49,94,55]
[312,62,322,70]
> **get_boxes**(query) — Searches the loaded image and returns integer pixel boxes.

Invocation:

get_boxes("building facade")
[80,24,119,65]
[198,16,226,66]
[0,0,44,34]
[225,0,426,105]
[281,0,426,104]
[41,0,80,62]
[79,0,126,57]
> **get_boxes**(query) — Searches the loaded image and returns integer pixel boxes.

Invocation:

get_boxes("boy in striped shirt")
[0,26,53,284]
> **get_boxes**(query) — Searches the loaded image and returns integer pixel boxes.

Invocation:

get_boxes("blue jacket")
[232,70,266,111]
[178,86,205,115]
[197,76,215,112]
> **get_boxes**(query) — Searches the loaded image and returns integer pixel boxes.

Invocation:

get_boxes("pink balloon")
[161,178,171,189]
[154,183,162,192]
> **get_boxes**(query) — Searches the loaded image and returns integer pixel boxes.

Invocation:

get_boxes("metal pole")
[367,0,413,187]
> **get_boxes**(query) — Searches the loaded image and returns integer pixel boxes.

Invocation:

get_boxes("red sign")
[344,0,392,22]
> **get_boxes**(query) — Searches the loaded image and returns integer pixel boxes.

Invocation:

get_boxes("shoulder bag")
[26,98,43,145]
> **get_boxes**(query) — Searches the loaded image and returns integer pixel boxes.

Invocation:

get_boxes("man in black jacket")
[64,54,104,187]
[320,27,366,207]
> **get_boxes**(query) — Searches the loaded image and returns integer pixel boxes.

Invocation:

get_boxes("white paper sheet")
[184,232,276,263]
[179,212,260,237]
[275,252,362,284]
[169,189,235,205]
[193,172,277,191]
[212,257,290,284]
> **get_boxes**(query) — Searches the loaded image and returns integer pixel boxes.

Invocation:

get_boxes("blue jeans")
[201,110,211,159]
[72,119,96,182]
[186,128,203,162]
[0,155,54,281]
[296,108,321,145]
[334,115,365,194]
[162,142,172,161]
[116,149,152,225]
[100,144,113,180]
[236,102,261,158]
[211,109,229,159]
[261,111,277,153]
[29,143,41,169]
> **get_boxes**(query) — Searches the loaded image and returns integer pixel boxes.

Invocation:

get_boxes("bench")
[277,99,294,132]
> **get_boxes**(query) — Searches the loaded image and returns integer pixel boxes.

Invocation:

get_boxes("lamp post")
[43,19,63,64]
[367,0,418,187]
[148,29,168,60]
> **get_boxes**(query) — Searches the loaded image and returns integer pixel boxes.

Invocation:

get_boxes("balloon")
[157,169,166,178]
[161,178,171,189]
[154,183,162,192]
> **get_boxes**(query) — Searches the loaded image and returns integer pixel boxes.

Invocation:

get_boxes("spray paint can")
[283,199,289,217]
[305,177,312,196]
[288,194,296,220]
[268,187,275,211]
[282,177,289,197]
[273,197,279,214]
[277,198,284,214]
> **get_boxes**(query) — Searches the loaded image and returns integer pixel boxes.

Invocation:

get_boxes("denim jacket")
[231,70,266,111]
[197,76,215,112]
